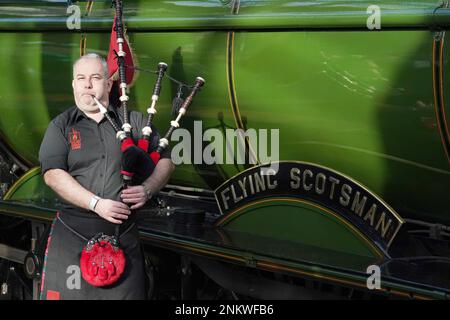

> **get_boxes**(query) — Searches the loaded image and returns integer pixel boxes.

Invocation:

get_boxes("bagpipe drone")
[80,0,205,287]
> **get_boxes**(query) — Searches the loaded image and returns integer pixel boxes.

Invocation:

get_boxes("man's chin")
[76,102,98,113]
[81,96,95,104]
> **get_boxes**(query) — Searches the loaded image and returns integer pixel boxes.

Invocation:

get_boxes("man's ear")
[107,78,113,93]
[72,79,75,90]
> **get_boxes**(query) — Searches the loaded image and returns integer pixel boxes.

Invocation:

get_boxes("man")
[38,53,175,299]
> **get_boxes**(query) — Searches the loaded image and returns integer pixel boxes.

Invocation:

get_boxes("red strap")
[120,138,134,152]
[107,14,135,84]
[137,139,149,152]
[150,151,161,164]
[120,170,134,177]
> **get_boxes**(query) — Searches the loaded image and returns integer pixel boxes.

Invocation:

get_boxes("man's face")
[72,58,112,113]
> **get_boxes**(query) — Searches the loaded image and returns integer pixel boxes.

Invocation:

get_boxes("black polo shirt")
[39,105,170,213]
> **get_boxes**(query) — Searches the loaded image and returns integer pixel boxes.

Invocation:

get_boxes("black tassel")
[172,85,184,116]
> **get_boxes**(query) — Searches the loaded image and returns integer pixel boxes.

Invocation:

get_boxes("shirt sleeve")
[39,120,69,175]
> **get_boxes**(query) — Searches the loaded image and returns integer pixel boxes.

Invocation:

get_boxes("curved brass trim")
[432,32,450,163]
[142,235,246,264]
[439,36,450,152]
[0,131,33,169]
[141,234,433,300]
[0,207,54,222]
[79,1,94,57]
[226,32,243,130]
[231,0,240,15]
[3,166,41,200]
[215,197,384,259]
[85,1,94,15]
[226,31,260,166]
[439,33,450,162]
[257,261,431,300]
[80,34,87,57]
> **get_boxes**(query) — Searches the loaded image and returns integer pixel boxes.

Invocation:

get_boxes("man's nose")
[83,78,93,89]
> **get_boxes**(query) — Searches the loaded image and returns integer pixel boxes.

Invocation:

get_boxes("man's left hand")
[120,185,150,210]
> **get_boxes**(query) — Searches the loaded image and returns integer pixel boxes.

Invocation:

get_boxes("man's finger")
[121,186,143,194]
[111,206,131,215]
[122,197,143,203]
[108,217,123,224]
[131,202,145,210]
[112,202,132,211]
[121,192,144,199]
[113,213,129,220]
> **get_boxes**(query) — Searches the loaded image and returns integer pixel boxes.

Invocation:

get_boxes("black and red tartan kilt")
[40,211,146,300]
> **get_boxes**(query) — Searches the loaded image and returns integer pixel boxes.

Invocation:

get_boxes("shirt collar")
[74,105,120,123]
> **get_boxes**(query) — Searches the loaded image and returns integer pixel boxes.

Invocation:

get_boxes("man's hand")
[120,185,149,210]
[95,199,131,224]
[119,159,175,211]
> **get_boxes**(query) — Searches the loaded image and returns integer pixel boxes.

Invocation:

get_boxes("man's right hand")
[94,199,131,224]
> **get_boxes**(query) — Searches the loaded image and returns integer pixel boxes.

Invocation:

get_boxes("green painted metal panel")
[2,168,56,204]
[129,32,242,188]
[232,30,450,223]
[0,32,99,164]
[0,33,53,164]
[1,1,450,31]
[0,18,448,222]
[222,199,380,258]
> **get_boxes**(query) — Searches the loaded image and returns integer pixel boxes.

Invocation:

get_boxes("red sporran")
[80,233,125,287]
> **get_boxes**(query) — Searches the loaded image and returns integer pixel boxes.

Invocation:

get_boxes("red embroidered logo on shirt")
[69,128,81,150]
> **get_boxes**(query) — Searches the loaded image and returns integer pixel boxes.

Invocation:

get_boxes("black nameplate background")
[215,162,404,251]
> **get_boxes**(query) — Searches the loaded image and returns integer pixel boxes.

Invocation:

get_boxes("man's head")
[72,53,112,114]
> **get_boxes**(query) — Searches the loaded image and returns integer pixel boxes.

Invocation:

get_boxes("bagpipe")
[80,0,205,287]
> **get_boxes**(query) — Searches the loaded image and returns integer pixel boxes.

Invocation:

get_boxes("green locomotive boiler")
[0,0,449,300]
